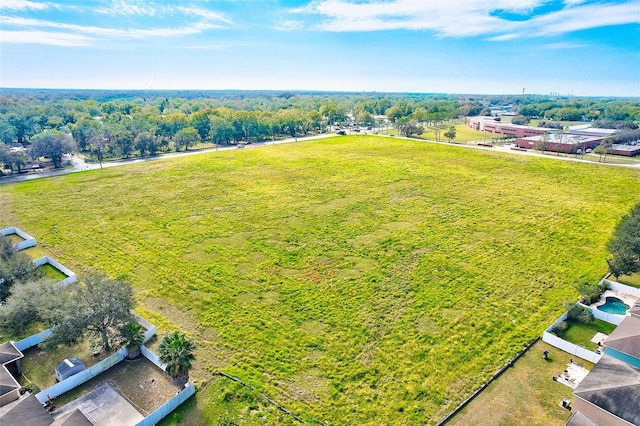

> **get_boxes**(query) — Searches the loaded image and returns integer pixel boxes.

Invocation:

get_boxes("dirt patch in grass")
[141,296,199,335]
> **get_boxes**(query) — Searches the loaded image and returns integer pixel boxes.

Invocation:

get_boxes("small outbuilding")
[55,358,86,382]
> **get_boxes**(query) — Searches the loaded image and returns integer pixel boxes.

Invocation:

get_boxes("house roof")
[0,394,53,426]
[604,314,640,359]
[573,355,640,425]
[0,362,20,399]
[565,411,606,426]
[51,408,93,426]
[0,342,22,365]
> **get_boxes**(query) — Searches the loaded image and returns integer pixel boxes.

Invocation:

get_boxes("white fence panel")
[33,256,77,285]
[132,313,157,343]
[35,348,127,403]
[603,279,640,298]
[141,345,166,371]
[135,382,195,426]
[1,227,36,250]
[542,332,602,363]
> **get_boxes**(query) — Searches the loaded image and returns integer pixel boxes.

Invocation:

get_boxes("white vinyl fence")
[541,312,603,363]
[1,226,36,250]
[35,348,128,403]
[602,278,640,298]
[585,302,625,326]
[135,381,195,426]
[33,256,77,285]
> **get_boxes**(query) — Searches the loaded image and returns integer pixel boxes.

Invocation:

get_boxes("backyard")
[449,341,593,426]
[554,319,616,351]
[52,358,177,415]
[1,135,638,424]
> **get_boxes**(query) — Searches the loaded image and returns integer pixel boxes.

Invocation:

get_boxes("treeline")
[0,91,638,171]
[607,203,640,279]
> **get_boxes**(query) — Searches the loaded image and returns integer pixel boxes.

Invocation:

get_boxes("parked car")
[337,130,346,135]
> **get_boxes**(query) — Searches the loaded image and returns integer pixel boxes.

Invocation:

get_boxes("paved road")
[2,132,637,185]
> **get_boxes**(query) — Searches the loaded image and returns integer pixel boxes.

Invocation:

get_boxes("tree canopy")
[607,203,640,278]
[42,272,135,352]
[158,331,196,387]
[0,235,40,300]
[30,129,76,168]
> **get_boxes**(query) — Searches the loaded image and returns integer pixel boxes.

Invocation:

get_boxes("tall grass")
[1,136,638,424]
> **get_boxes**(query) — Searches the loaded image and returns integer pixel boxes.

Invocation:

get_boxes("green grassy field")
[419,124,488,142]
[1,136,638,424]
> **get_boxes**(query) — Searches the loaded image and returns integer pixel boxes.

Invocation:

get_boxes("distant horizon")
[1,1,638,97]
[2,86,638,99]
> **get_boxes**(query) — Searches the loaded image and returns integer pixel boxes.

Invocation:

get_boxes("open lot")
[1,136,638,424]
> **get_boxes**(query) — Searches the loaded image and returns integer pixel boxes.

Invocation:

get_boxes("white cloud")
[541,42,587,49]
[275,20,303,31]
[295,0,640,39]
[177,6,232,24]
[1,15,220,41]
[94,0,160,16]
[0,0,49,11]
[92,2,232,24]
[0,30,92,46]
[528,2,640,36]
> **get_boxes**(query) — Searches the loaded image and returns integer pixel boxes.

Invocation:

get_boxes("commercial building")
[515,134,603,154]
[607,144,640,157]
[468,116,555,138]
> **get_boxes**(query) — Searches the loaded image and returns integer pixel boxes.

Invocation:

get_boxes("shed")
[55,358,86,382]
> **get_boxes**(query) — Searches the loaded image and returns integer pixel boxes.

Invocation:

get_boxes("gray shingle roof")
[573,355,640,425]
[0,394,53,426]
[565,411,606,426]
[0,342,22,365]
[51,408,93,426]
[604,314,640,360]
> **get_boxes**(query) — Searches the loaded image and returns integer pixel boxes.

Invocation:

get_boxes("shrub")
[574,281,607,305]
[19,383,41,395]
[566,302,594,324]
[551,321,568,336]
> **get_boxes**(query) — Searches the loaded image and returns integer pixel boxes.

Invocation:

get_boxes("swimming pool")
[597,297,630,315]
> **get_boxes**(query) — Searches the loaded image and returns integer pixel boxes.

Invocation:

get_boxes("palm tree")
[120,322,145,359]
[158,331,196,387]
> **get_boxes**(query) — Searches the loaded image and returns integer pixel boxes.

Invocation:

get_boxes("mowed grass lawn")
[1,136,638,425]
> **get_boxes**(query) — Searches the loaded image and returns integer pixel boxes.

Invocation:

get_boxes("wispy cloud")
[0,29,91,46]
[528,2,640,36]
[92,2,232,24]
[178,6,232,24]
[1,15,220,42]
[294,0,640,39]
[541,42,587,49]
[0,0,231,47]
[93,0,160,16]
[274,20,303,31]
[0,0,49,11]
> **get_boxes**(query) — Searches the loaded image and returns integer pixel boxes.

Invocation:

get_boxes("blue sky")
[1,0,639,96]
